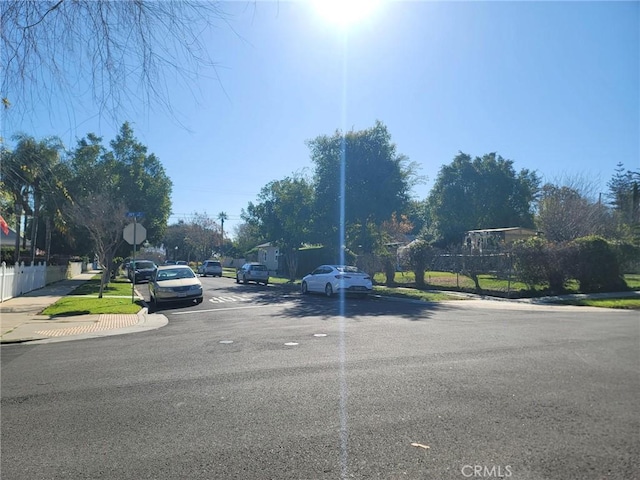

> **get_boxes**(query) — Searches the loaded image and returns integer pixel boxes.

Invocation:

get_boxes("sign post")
[124,212,146,303]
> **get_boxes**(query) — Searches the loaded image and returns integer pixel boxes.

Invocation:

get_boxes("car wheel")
[325,283,333,297]
[195,297,203,304]
[264,278,269,285]
[242,275,247,284]
[301,281,308,294]
[235,275,239,283]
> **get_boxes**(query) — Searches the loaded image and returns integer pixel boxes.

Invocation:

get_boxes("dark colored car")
[128,260,157,284]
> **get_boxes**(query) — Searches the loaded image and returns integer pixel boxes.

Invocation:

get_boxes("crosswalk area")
[208,295,252,304]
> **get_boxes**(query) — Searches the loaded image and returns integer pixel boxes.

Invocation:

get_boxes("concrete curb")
[20,309,168,345]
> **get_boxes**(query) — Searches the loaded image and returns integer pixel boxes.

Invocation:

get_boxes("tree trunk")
[31,194,40,264]
[13,206,21,263]
[286,248,298,281]
[45,216,52,263]
[383,257,396,287]
[414,264,426,288]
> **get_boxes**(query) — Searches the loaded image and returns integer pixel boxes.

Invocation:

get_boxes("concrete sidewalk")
[0,272,167,345]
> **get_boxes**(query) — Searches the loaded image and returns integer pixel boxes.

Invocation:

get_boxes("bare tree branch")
[1,0,233,123]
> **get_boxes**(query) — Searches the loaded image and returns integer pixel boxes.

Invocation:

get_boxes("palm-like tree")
[4,134,64,262]
[217,211,228,254]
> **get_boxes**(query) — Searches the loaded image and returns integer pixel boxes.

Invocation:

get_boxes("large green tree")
[109,122,172,245]
[307,121,420,254]
[427,152,540,247]
[242,175,314,279]
[0,134,65,262]
[62,124,172,262]
[607,162,640,244]
[232,222,263,258]
[164,214,233,263]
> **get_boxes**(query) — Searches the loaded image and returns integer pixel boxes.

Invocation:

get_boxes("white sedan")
[301,265,373,297]
[149,265,203,307]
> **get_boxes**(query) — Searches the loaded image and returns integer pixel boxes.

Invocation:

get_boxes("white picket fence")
[0,261,84,303]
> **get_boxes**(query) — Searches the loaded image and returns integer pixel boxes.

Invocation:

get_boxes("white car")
[235,263,269,285]
[301,265,373,297]
[149,265,203,307]
[198,260,222,277]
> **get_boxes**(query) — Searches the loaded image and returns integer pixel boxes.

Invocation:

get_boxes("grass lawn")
[42,297,143,316]
[624,274,640,290]
[374,271,535,295]
[556,297,640,309]
[371,270,640,308]
[41,275,144,316]
[71,276,136,296]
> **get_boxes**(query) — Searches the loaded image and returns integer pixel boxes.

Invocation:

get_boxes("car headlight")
[190,285,202,292]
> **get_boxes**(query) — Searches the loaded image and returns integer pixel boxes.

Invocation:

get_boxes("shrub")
[569,236,627,293]
[511,237,573,293]
[406,239,434,288]
[511,237,548,289]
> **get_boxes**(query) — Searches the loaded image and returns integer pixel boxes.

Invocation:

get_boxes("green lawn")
[369,270,640,308]
[71,276,136,296]
[42,297,143,316]
[41,275,144,316]
[556,297,640,309]
[624,274,640,290]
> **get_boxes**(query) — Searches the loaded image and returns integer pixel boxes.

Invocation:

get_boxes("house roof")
[0,226,31,247]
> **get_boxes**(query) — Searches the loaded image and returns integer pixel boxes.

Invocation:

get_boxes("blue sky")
[3,1,638,238]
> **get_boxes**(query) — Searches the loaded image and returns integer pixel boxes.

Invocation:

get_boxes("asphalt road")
[2,276,638,479]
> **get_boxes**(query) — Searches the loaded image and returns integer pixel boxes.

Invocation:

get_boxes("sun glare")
[312,0,382,28]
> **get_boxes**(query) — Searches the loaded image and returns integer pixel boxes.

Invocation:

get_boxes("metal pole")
[131,218,137,303]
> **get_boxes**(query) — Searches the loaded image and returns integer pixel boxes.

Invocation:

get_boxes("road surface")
[2,276,638,479]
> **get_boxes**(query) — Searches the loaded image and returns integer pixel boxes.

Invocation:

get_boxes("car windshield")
[135,261,155,269]
[156,268,195,281]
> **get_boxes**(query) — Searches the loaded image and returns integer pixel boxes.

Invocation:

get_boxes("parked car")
[235,263,269,285]
[176,260,189,265]
[164,260,176,265]
[301,265,372,297]
[198,260,222,277]
[149,265,203,307]
[128,260,157,284]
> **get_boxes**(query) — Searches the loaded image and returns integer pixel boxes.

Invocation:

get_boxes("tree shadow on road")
[205,282,444,321]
